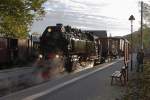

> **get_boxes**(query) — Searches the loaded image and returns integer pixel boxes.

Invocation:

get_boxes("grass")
[123,58,150,100]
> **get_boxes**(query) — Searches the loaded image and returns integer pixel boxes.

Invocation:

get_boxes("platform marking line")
[23,61,119,100]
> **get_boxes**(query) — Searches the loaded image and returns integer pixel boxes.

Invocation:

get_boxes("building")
[85,30,107,38]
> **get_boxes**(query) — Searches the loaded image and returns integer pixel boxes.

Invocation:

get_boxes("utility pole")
[141,1,143,50]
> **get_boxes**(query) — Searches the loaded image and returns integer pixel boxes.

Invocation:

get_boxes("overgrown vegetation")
[124,58,150,100]
[125,25,150,51]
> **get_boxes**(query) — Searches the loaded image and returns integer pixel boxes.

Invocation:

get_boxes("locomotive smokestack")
[56,23,63,27]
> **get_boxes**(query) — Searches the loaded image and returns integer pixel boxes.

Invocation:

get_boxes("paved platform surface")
[0,57,131,100]
[35,60,125,100]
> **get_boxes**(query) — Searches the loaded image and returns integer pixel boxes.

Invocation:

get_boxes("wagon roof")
[85,30,107,38]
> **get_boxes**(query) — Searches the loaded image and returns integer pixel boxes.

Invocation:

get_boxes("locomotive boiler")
[40,24,98,72]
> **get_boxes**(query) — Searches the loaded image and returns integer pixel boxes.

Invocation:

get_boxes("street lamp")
[129,15,135,71]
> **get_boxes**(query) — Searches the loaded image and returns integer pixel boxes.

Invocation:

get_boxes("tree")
[142,2,150,25]
[0,0,47,38]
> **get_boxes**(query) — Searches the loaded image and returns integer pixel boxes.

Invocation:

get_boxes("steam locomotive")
[40,24,100,72]
[40,24,129,73]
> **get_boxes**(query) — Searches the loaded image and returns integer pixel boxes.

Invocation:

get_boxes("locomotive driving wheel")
[65,56,72,72]
[64,55,79,72]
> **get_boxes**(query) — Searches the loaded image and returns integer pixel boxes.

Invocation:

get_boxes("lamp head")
[129,15,135,21]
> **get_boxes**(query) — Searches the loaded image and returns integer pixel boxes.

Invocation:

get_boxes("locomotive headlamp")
[39,54,43,59]
[48,28,52,32]
[55,54,60,58]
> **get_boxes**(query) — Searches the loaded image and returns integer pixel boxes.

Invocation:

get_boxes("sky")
[31,0,150,36]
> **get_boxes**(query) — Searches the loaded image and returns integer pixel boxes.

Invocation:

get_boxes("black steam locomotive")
[40,24,129,74]
[40,24,99,72]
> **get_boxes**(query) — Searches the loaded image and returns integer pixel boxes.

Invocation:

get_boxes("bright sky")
[31,0,150,36]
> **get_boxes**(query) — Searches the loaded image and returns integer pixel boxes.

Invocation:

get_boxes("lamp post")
[129,15,135,71]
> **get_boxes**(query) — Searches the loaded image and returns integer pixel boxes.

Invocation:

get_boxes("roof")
[32,35,40,42]
[85,30,107,38]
